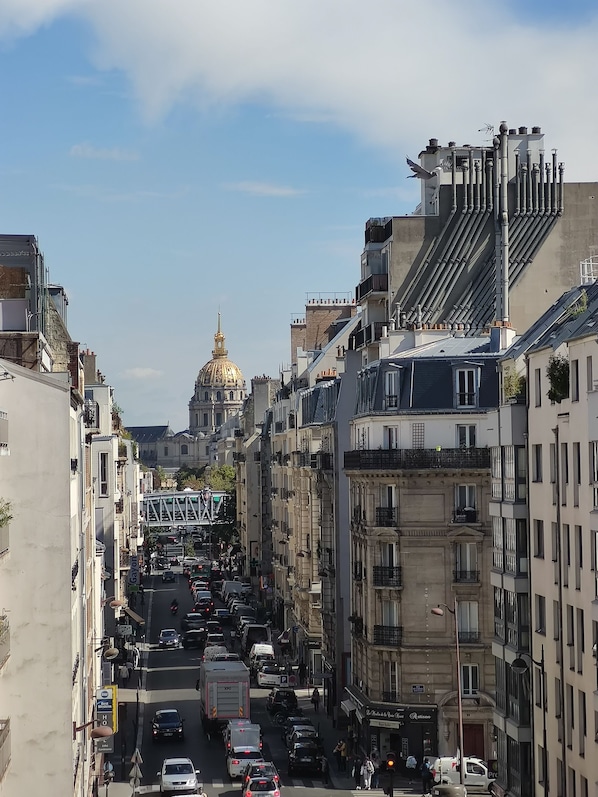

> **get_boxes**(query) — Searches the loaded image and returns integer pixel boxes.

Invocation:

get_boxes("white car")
[256,664,286,688]
[227,747,264,779]
[157,757,201,795]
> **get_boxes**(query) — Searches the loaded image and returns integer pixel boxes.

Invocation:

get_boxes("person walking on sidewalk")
[352,755,363,789]
[320,754,329,785]
[421,758,434,796]
[362,755,375,790]
[333,740,344,771]
[406,754,418,785]
[370,749,381,788]
[311,687,320,713]
[118,663,129,688]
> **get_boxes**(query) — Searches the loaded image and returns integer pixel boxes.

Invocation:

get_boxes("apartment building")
[343,325,510,762]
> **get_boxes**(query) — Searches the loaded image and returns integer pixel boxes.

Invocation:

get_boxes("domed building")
[189,314,246,436]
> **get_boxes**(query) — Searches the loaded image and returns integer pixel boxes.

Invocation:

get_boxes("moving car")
[162,570,176,583]
[256,664,286,688]
[432,756,496,792]
[157,757,201,795]
[241,761,280,789]
[158,629,181,649]
[286,728,322,751]
[266,688,298,714]
[227,747,265,779]
[287,741,322,775]
[213,607,231,623]
[152,709,185,742]
[205,632,227,649]
[279,716,310,741]
[181,629,206,649]
[180,613,207,632]
[242,777,280,797]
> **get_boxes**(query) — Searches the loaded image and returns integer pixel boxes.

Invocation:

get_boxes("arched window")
[181,444,188,455]
[216,391,222,401]
[203,413,208,426]
[204,391,208,401]
[229,391,234,400]
[216,412,222,426]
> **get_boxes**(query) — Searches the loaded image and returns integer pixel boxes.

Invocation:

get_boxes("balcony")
[375,507,397,527]
[373,625,403,646]
[453,569,480,583]
[373,566,402,588]
[0,719,9,782]
[0,617,9,670]
[453,509,478,523]
[311,452,333,471]
[232,452,246,463]
[119,549,131,569]
[356,273,389,302]
[458,631,481,644]
[351,321,386,349]
[345,448,491,471]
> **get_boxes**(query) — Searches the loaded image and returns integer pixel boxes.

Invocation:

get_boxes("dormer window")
[384,368,400,409]
[455,367,479,407]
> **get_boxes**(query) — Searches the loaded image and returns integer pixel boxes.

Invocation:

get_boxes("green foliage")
[568,289,588,318]
[503,368,526,401]
[547,354,570,403]
[0,499,12,528]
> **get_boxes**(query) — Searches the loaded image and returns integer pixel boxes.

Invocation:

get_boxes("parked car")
[157,757,200,795]
[242,777,280,797]
[279,716,310,741]
[287,741,322,775]
[266,688,298,714]
[181,629,206,649]
[162,570,176,583]
[286,728,322,751]
[227,747,265,779]
[151,709,185,742]
[241,762,280,789]
[158,629,181,649]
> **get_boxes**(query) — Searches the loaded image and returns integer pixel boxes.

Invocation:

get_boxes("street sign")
[129,764,142,779]
[131,749,143,765]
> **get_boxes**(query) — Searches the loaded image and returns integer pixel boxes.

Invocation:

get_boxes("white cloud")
[224,181,305,197]
[2,1,598,178]
[70,142,139,161]
[121,367,163,380]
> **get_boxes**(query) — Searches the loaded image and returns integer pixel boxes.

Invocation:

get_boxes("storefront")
[343,686,438,763]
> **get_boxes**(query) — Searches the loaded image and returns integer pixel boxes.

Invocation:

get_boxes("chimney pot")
[532,126,541,134]
[518,126,528,135]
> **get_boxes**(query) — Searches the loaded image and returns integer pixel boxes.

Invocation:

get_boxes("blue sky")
[0,0,597,431]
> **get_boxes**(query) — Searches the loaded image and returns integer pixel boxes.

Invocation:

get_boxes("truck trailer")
[197,659,251,737]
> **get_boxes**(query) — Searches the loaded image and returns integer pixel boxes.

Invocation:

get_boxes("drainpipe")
[553,424,567,796]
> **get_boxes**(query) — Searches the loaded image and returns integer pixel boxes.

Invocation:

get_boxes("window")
[216,391,221,401]
[457,601,479,641]
[456,368,477,407]
[550,443,557,504]
[590,441,598,509]
[457,424,476,448]
[164,446,168,456]
[532,445,543,482]
[411,422,424,449]
[381,600,399,626]
[181,444,188,455]
[561,442,568,505]
[566,683,574,749]
[535,368,542,407]
[535,594,546,634]
[215,412,222,426]
[571,359,579,402]
[204,391,208,401]
[203,413,208,426]
[573,442,581,506]
[382,542,397,568]
[575,526,582,590]
[384,426,399,450]
[384,368,400,409]
[586,356,593,392]
[534,520,545,558]
[461,664,479,696]
[564,524,570,587]
[99,452,108,496]
[456,484,476,510]
[383,660,399,701]
[229,391,234,400]
[455,542,478,580]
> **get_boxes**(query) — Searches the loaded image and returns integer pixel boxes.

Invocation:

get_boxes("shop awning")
[122,607,145,626]
[341,699,357,716]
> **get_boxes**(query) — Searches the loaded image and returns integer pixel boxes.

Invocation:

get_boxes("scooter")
[170,602,179,616]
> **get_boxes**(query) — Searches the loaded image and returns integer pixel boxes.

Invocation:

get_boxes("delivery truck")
[196,659,251,737]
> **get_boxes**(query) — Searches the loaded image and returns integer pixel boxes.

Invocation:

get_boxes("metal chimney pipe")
[539,150,545,214]
[500,123,510,323]
[514,151,521,215]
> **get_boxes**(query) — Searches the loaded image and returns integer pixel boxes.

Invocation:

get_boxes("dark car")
[158,628,180,648]
[162,570,176,583]
[182,629,206,649]
[266,688,298,714]
[279,716,308,741]
[213,607,231,624]
[241,761,280,789]
[287,741,322,775]
[151,709,185,742]
[286,728,322,751]
[181,613,207,632]
[206,620,223,635]
[193,598,214,618]
[211,580,224,596]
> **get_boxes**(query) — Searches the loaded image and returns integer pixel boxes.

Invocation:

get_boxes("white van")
[432,756,495,792]
[203,645,229,662]
[249,643,275,672]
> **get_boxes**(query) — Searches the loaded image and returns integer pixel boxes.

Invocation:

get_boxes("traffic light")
[386,752,397,771]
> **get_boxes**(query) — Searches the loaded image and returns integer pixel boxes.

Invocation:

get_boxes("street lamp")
[72,719,113,740]
[431,601,465,786]
[510,646,547,795]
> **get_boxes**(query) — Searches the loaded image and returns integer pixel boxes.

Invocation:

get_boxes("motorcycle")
[170,602,179,616]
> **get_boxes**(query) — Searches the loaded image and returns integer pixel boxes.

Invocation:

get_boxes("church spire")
[212,312,228,359]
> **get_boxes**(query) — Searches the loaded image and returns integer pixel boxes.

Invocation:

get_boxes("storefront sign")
[365,705,437,723]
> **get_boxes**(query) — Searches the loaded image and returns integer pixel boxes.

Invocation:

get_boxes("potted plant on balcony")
[546,353,569,403]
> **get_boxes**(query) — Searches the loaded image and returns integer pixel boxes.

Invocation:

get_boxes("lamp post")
[510,646,547,795]
[431,600,465,786]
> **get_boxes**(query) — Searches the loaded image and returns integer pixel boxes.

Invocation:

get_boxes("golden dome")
[196,315,245,388]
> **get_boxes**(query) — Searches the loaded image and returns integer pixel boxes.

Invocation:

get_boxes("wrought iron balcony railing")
[453,569,480,583]
[458,631,481,644]
[373,566,402,588]
[345,448,491,471]
[375,507,397,527]
[373,625,403,646]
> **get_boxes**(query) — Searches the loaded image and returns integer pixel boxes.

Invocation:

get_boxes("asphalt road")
[133,569,344,797]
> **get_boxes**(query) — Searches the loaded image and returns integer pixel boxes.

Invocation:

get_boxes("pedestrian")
[421,758,434,796]
[370,749,380,788]
[406,754,418,785]
[197,787,208,797]
[339,739,348,771]
[347,725,355,754]
[362,756,375,790]
[298,660,307,686]
[139,584,145,606]
[333,740,343,771]
[118,663,129,688]
[311,687,320,713]
[126,659,134,685]
[352,755,362,789]
[320,754,329,785]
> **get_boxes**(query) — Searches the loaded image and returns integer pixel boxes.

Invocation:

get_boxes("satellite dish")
[103,647,120,661]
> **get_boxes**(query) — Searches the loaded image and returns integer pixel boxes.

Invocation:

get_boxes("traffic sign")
[131,749,143,765]
[129,764,142,780]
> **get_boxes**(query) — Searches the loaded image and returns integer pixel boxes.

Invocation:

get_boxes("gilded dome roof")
[196,316,245,388]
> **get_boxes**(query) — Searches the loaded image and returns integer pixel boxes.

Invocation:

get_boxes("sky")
[0,0,597,431]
